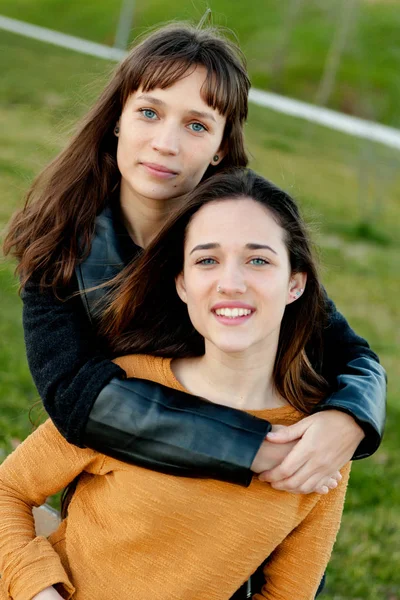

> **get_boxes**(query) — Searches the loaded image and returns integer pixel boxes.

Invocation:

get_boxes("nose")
[151,121,180,156]
[216,265,247,296]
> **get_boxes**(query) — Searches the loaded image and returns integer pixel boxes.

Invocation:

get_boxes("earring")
[213,154,219,163]
[114,125,120,136]
[294,288,304,298]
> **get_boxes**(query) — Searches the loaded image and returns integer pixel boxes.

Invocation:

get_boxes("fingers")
[259,436,314,484]
[261,467,343,495]
[259,412,348,494]
[266,419,310,444]
[315,475,341,494]
[314,479,337,495]
[259,445,343,494]
[269,424,287,432]
[258,461,306,486]
[316,479,337,494]
[269,465,323,494]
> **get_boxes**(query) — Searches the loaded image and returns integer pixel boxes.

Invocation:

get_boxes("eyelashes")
[188,123,207,132]
[195,257,271,267]
[195,258,217,265]
[139,108,157,119]
[138,109,207,132]
[249,258,270,266]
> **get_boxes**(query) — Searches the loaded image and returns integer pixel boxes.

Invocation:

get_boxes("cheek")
[259,274,290,310]
[183,278,210,325]
[185,280,205,309]
[118,120,143,155]
[185,145,213,174]
[116,137,132,173]
[185,299,205,337]
[116,144,124,173]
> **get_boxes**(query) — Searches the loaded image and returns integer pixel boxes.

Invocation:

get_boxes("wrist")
[251,439,296,473]
[330,409,365,441]
[31,587,62,600]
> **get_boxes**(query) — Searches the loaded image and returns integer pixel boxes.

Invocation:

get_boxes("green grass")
[0,25,399,600]
[1,0,400,127]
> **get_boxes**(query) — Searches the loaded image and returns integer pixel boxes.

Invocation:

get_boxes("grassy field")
[0,17,399,600]
[1,0,400,128]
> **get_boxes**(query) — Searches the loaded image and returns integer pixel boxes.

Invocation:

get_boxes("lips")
[211,302,256,323]
[215,307,252,317]
[211,302,255,313]
[141,162,179,176]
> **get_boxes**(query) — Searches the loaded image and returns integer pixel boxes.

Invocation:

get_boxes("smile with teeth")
[214,308,252,318]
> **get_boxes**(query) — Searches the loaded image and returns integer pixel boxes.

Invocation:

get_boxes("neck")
[119,181,183,248]
[173,338,287,411]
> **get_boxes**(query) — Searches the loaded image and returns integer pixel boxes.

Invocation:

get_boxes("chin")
[213,341,253,355]
[138,184,178,201]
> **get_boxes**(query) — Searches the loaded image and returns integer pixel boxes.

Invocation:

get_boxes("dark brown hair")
[3,21,250,292]
[102,168,329,414]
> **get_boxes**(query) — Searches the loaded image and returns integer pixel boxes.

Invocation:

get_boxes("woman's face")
[176,197,306,356]
[116,66,227,207]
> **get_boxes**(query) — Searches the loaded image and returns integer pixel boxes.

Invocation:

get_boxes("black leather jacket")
[78,205,386,465]
[22,206,386,487]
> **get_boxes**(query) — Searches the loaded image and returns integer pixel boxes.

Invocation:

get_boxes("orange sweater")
[0,355,350,600]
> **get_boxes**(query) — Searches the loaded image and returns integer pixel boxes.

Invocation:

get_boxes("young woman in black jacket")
[4,21,385,499]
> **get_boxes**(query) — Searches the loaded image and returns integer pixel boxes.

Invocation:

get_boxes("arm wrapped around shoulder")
[313,291,386,458]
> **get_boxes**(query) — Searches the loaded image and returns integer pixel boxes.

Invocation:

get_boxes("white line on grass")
[0,14,126,61]
[249,89,400,151]
[1,14,400,151]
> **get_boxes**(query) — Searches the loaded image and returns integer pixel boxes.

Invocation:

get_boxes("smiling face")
[176,197,307,356]
[116,66,227,208]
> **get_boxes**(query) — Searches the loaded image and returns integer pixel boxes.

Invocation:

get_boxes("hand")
[258,410,364,494]
[31,587,64,600]
[251,425,296,473]
[252,424,342,493]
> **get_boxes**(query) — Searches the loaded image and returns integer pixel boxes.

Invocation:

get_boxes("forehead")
[122,57,239,120]
[128,67,222,113]
[185,198,287,251]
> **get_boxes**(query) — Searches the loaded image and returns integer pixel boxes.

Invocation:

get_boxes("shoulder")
[113,354,176,388]
[0,419,102,477]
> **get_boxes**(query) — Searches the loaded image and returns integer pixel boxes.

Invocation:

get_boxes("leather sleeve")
[314,293,386,458]
[85,378,270,485]
[21,278,270,486]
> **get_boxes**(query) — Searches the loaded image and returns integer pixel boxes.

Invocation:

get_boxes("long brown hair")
[101,169,329,414]
[3,21,250,292]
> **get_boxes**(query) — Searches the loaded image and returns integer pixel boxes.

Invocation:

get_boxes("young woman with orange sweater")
[0,169,351,600]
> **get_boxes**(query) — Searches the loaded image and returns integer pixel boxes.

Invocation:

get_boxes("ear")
[210,141,227,166]
[287,272,307,305]
[175,272,188,304]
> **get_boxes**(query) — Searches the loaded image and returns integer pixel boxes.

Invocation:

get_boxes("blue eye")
[141,109,157,119]
[250,258,269,266]
[189,122,206,132]
[197,258,217,265]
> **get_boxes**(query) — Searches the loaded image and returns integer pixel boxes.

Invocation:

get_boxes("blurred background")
[0,1,399,598]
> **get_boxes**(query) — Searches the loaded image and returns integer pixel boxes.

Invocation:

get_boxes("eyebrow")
[135,94,165,106]
[187,109,216,123]
[190,243,278,255]
[135,95,216,123]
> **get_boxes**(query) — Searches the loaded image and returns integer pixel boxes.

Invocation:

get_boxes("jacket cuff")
[313,357,387,459]
[2,537,75,600]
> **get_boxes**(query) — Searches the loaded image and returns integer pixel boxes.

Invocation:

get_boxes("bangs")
[114,23,250,168]
[121,56,247,123]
